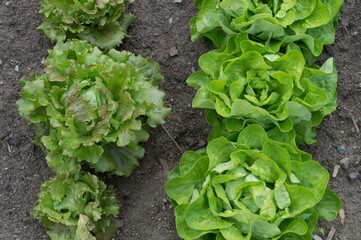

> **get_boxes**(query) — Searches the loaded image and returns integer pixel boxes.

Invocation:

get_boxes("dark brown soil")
[0,0,360,240]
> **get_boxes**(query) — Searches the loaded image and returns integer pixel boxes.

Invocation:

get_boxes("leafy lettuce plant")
[165,125,340,240]
[187,34,337,144]
[31,173,119,240]
[190,0,343,63]
[38,0,136,49]
[17,39,170,176]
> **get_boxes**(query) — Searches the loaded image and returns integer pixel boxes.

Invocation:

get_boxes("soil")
[0,0,360,240]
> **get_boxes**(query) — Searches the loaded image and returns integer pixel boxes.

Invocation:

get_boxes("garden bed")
[0,0,360,239]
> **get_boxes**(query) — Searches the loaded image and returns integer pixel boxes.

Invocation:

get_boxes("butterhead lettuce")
[17,39,170,176]
[31,173,119,240]
[165,125,340,240]
[187,34,337,144]
[190,0,343,63]
[38,0,136,49]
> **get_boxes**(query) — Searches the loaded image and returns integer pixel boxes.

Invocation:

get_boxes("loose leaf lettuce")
[38,0,136,49]
[187,34,337,144]
[31,173,119,240]
[190,0,343,63]
[165,125,340,240]
[17,39,171,176]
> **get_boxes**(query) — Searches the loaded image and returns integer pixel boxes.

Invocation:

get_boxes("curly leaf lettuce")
[190,0,343,63]
[17,39,170,176]
[187,34,337,144]
[165,125,340,240]
[38,0,136,49]
[31,173,119,240]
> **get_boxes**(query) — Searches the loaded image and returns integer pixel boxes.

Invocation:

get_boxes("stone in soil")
[337,145,346,154]
[348,172,358,182]
[340,157,350,169]
[5,184,12,192]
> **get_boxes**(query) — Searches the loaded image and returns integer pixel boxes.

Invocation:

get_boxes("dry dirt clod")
[340,157,350,169]
[169,47,179,57]
[332,165,341,178]
[339,208,345,225]
[199,139,206,147]
[158,158,169,174]
[113,218,124,228]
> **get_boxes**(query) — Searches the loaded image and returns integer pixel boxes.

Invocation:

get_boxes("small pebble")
[332,165,340,178]
[340,157,350,169]
[15,65,19,72]
[5,184,12,192]
[9,137,19,147]
[5,1,11,6]
[174,0,183,2]
[185,138,194,145]
[348,172,357,182]
[199,139,206,147]
[199,111,203,116]
[169,46,179,57]
[337,145,346,154]
[168,17,173,24]
[340,16,350,26]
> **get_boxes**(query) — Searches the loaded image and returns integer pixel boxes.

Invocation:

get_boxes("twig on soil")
[351,117,360,134]
[326,227,336,240]
[6,142,11,153]
[161,125,183,153]
[339,208,345,225]
[340,105,360,134]
[312,235,323,240]
[343,26,349,35]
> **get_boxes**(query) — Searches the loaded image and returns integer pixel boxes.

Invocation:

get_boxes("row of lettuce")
[165,1,343,240]
[16,1,170,239]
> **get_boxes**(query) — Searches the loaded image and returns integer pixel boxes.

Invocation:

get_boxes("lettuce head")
[165,125,340,240]
[191,0,343,63]
[38,0,136,49]
[17,39,171,176]
[187,34,337,144]
[31,173,119,240]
